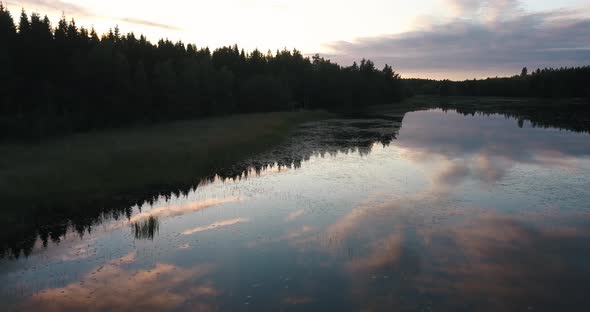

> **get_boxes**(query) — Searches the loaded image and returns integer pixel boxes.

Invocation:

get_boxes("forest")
[1,6,588,141]
[0,5,404,139]
[405,66,590,98]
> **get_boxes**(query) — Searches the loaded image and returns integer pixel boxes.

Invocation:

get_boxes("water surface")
[2,109,590,311]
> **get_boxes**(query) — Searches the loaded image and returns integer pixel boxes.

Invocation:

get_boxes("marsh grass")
[3,111,329,201]
[0,111,330,252]
[132,216,160,240]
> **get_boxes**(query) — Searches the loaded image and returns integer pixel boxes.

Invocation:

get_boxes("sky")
[5,0,590,79]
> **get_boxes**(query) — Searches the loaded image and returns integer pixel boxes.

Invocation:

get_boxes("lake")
[1,108,590,311]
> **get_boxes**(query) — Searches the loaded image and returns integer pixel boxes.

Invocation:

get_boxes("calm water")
[2,109,590,311]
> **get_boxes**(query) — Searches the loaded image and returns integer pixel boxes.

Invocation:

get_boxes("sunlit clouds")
[324,0,590,79]
[5,0,426,52]
[285,209,305,222]
[25,252,218,311]
[182,218,250,235]
[397,109,589,189]
[129,197,240,223]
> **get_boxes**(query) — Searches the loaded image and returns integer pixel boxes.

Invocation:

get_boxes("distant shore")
[375,96,590,133]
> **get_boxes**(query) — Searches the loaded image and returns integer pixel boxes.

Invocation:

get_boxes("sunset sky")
[5,0,590,79]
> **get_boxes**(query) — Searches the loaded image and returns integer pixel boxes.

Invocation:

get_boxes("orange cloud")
[345,230,404,273]
[130,197,240,223]
[285,209,306,222]
[182,218,250,235]
[24,253,217,312]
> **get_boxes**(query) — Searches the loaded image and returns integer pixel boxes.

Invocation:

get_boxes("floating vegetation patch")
[132,216,160,240]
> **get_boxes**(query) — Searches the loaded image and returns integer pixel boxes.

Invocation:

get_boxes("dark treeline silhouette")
[0,5,404,139]
[405,67,590,98]
[1,115,402,258]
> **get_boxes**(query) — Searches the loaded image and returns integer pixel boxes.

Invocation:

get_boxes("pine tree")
[54,14,67,43]
[89,27,99,44]
[18,9,29,35]
[0,2,16,38]
[0,2,16,115]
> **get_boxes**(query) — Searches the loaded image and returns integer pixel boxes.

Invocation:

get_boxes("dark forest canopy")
[405,66,590,98]
[0,5,404,139]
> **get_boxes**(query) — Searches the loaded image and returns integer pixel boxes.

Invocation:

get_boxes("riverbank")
[3,111,333,209]
[1,111,331,256]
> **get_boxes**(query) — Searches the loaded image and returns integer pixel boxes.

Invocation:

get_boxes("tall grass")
[0,111,330,255]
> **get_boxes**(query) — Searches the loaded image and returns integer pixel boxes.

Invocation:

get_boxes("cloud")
[345,230,404,273]
[444,0,482,16]
[345,213,590,311]
[8,0,180,30]
[324,2,590,79]
[397,109,589,188]
[429,154,514,193]
[7,0,92,16]
[412,216,590,310]
[285,209,305,222]
[434,161,471,186]
[117,17,181,31]
[182,218,250,235]
[442,0,522,21]
[326,198,399,245]
[24,253,218,311]
[129,197,240,223]
[246,225,315,249]
[324,191,448,250]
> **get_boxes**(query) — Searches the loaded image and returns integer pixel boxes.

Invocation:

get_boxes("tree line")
[0,5,404,139]
[405,66,590,98]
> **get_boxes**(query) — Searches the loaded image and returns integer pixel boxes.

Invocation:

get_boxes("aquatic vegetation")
[132,216,159,240]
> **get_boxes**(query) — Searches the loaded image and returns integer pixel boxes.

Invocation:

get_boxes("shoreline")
[0,110,331,256]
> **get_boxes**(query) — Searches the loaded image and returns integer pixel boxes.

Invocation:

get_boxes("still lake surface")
[2,109,590,311]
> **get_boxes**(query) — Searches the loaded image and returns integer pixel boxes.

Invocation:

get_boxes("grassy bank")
[2,111,331,208]
[1,111,331,255]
